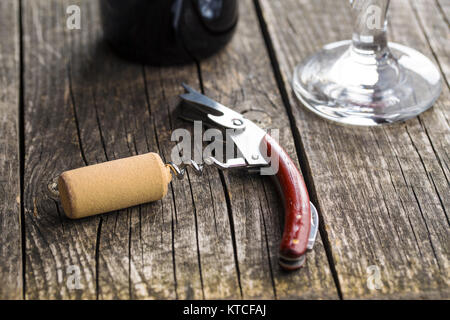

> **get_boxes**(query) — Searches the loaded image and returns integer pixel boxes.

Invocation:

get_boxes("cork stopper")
[58,153,172,219]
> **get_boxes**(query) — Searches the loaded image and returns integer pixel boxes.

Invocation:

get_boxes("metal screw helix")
[165,159,209,180]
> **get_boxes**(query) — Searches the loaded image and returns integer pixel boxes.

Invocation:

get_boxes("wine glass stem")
[350,0,390,57]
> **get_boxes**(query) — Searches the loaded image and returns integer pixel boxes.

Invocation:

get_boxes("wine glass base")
[292,41,442,126]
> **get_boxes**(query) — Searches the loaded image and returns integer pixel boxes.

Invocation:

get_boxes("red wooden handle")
[264,134,311,270]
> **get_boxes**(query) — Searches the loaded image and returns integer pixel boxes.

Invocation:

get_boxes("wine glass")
[292,0,442,126]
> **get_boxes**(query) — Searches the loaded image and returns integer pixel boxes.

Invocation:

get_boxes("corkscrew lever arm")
[179,84,319,270]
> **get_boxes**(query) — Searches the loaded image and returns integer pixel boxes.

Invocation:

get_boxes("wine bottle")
[100,0,239,65]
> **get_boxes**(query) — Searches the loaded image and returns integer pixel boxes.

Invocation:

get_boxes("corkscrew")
[177,84,319,270]
[166,159,205,180]
[166,157,249,180]
[55,84,318,271]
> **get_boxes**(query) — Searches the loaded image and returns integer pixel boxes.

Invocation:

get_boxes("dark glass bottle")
[100,0,239,65]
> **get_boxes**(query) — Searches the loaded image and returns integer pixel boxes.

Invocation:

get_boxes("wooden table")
[1,0,448,299]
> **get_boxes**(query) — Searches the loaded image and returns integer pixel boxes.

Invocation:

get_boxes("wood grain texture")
[19,0,337,299]
[199,0,337,299]
[258,0,449,299]
[21,0,242,299]
[0,0,22,300]
[437,0,450,22]
[9,0,448,299]
[22,0,98,299]
[409,0,449,83]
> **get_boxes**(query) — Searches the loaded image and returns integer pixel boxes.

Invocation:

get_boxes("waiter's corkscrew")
[55,84,319,271]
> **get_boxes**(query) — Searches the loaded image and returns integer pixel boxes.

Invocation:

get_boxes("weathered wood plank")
[199,0,338,299]
[64,9,184,298]
[0,0,22,300]
[409,0,449,84]
[22,0,241,299]
[22,0,101,299]
[436,0,450,19]
[258,0,449,299]
[67,2,241,299]
[20,0,338,299]
[142,68,242,299]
